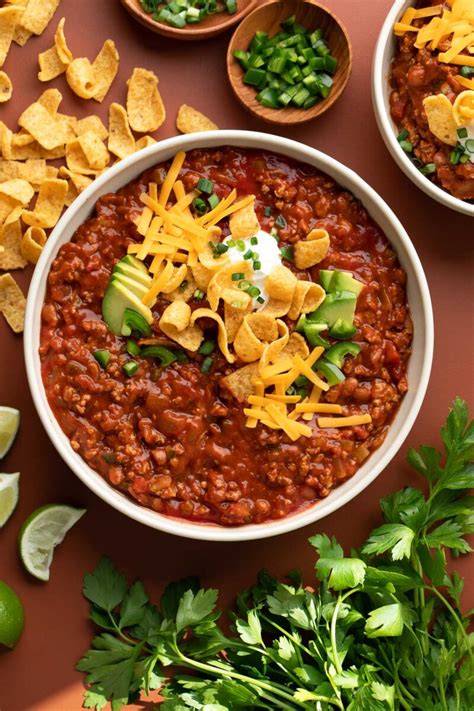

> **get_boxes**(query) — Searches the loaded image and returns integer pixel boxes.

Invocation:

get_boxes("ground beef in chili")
[389,1,474,201]
[40,147,412,526]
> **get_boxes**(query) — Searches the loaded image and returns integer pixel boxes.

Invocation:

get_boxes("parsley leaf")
[175,588,218,632]
[362,523,415,560]
[83,557,127,613]
[310,533,366,589]
[364,603,406,638]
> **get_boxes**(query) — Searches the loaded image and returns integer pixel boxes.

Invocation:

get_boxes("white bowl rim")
[372,0,474,217]
[24,130,434,541]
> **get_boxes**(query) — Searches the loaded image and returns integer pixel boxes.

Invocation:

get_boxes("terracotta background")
[0,1,473,709]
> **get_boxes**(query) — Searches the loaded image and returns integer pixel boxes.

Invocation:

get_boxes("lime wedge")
[0,580,24,649]
[0,472,20,528]
[19,504,86,582]
[0,407,20,459]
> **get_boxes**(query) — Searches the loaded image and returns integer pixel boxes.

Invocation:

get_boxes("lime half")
[0,407,20,459]
[0,580,24,649]
[19,504,86,582]
[0,472,20,528]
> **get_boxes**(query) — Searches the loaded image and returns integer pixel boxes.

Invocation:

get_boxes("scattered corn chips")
[0,71,12,103]
[127,68,166,133]
[176,104,219,133]
[0,272,26,332]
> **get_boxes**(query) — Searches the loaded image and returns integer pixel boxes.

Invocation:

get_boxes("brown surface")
[228,0,352,124]
[0,1,472,709]
[121,0,258,41]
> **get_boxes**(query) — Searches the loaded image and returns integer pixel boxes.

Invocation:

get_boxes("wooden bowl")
[120,0,258,41]
[227,0,352,125]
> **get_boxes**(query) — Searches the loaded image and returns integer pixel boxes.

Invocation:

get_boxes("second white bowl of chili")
[24,130,433,541]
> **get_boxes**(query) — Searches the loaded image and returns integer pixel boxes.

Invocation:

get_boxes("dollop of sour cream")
[224,229,282,308]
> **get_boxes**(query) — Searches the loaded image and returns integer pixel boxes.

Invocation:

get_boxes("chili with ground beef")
[389,1,474,201]
[40,147,412,526]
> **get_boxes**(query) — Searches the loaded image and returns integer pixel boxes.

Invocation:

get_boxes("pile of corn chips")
[0,0,219,334]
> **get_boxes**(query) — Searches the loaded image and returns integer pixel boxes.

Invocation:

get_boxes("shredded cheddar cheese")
[394,0,474,68]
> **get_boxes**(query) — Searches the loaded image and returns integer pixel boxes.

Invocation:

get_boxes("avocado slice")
[122,254,149,274]
[308,290,357,328]
[102,280,153,335]
[113,262,152,288]
[110,274,148,299]
[329,270,363,296]
[319,269,334,291]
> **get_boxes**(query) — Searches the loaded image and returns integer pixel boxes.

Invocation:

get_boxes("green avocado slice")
[102,280,153,335]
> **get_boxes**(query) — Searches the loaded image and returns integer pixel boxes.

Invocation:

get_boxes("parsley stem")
[427,585,471,652]
[171,644,308,709]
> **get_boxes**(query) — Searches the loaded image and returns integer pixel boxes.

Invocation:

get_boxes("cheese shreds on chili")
[394,0,474,66]
[318,415,372,429]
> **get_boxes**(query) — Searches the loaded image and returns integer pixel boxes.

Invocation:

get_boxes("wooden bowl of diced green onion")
[120,0,258,40]
[227,0,352,124]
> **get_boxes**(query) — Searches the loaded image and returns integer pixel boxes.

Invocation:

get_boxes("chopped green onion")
[457,127,468,139]
[227,238,236,247]
[126,340,141,357]
[247,286,261,298]
[225,0,237,13]
[460,66,474,78]
[264,206,272,217]
[253,260,262,271]
[270,227,279,239]
[201,356,214,374]
[198,340,216,356]
[419,163,436,176]
[397,129,409,141]
[208,193,220,210]
[465,139,474,153]
[243,249,253,260]
[193,197,207,215]
[275,214,287,228]
[238,280,251,290]
[197,178,214,194]
[250,236,258,245]
[256,296,265,304]
[214,242,229,255]
[280,245,294,261]
[93,350,110,368]
[194,289,205,301]
[236,239,246,251]
[123,361,139,377]
[399,140,413,153]
[232,272,245,281]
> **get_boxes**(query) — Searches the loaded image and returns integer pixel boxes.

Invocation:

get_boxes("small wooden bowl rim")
[120,0,259,40]
[227,0,353,125]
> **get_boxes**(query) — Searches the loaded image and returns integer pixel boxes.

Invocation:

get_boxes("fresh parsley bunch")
[78,398,474,710]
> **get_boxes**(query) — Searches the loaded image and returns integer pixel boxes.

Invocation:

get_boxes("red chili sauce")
[40,148,412,526]
[389,1,474,201]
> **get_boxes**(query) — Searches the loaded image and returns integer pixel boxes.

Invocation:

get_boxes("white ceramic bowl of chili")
[372,0,474,217]
[24,130,434,541]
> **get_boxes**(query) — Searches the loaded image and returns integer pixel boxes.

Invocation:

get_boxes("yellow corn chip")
[13,25,32,47]
[222,362,259,403]
[229,199,259,239]
[66,57,96,99]
[224,300,252,343]
[234,313,279,363]
[22,178,68,228]
[127,68,165,133]
[91,39,119,103]
[38,46,67,82]
[58,166,93,193]
[75,115,108,140]
[265,265,297,303]
[65,139,98,176]
[190,308,235,363]
[19,0,61,35]
[0,272,26,332]
[21,225,46,264]
[78,130,110,171]
[108,103,135,159]
[294,228,330,269]
[37,87,62,114]
[0,6,22,68]
[159,301,203,351]
[287,280,325,320]
[135,135,156,151]
[18,101,69,150]
[17,158,46,186]
[0,219,27,270]
[423,94,458,145]
[55,17,72,64]
[0,160,20,182]
[0,71,12,102]
[0,178,34,206]
[176,104,219,133]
